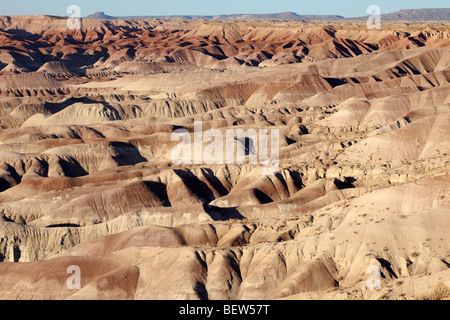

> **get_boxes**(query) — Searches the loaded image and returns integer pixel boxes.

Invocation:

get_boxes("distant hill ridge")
[371,8,450,21]
[86,8,450,21]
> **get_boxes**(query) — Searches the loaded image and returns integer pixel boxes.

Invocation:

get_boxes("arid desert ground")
[0,15,449,300]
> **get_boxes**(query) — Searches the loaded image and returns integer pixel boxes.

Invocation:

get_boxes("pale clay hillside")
[0,15,448,300]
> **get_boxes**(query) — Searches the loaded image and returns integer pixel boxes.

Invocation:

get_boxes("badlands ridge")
[0,15,449,300]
